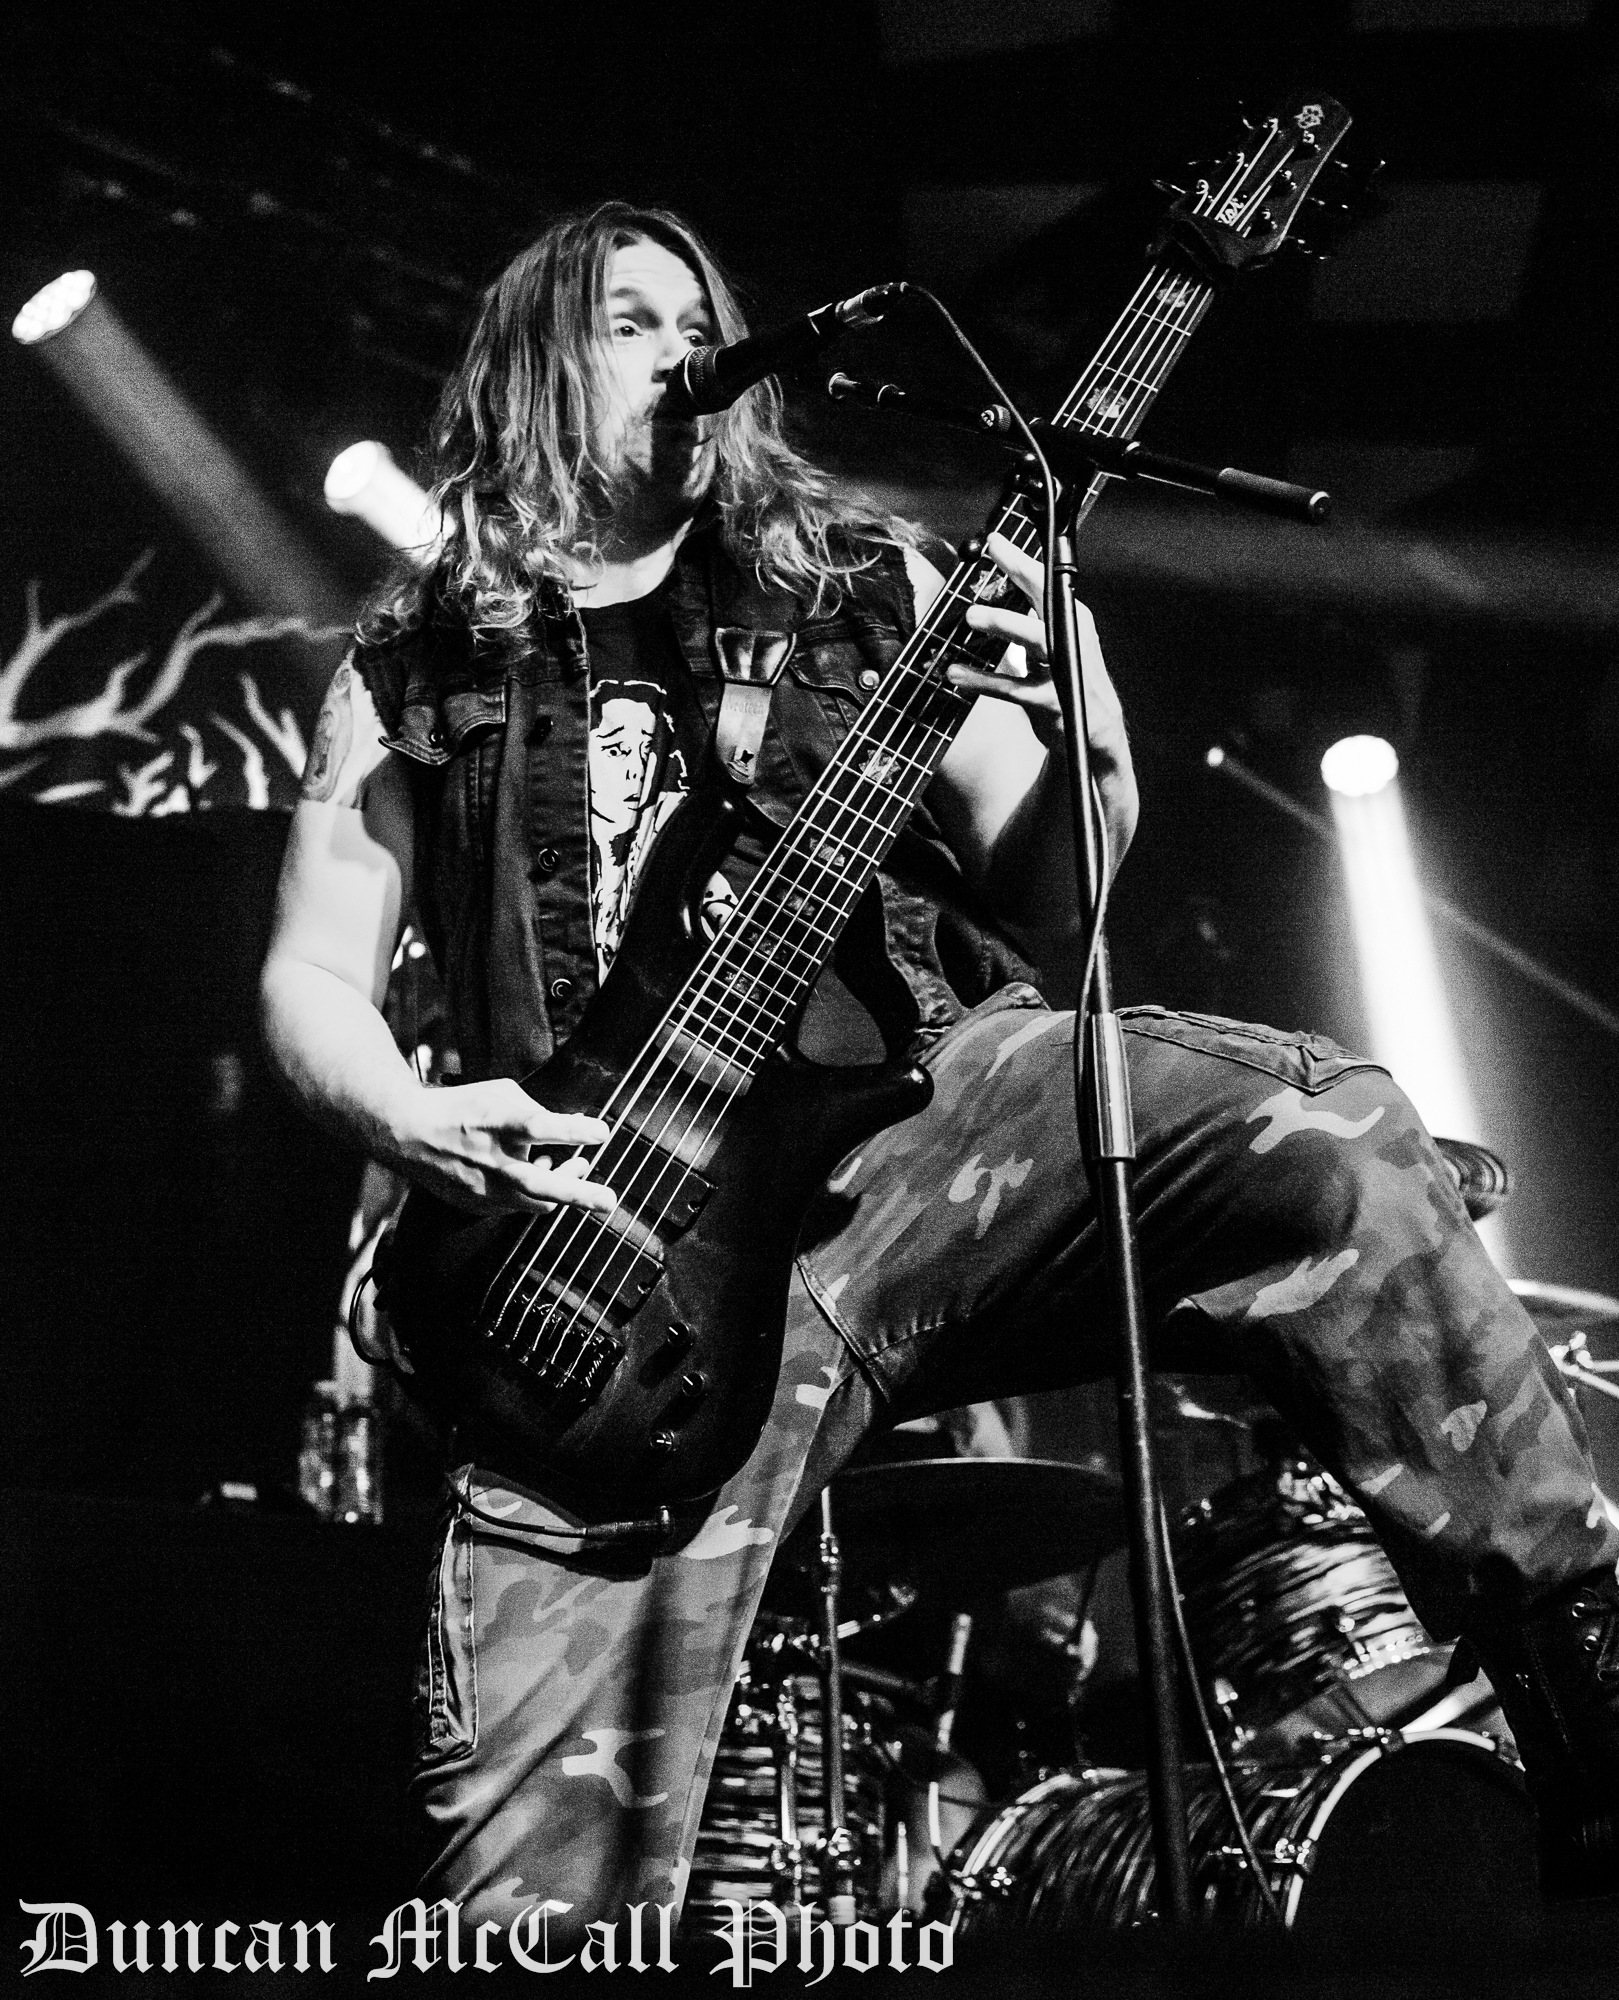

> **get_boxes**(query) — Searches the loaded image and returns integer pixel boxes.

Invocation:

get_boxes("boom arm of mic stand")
[823,375,1330,524]
[1029,420,1330,524]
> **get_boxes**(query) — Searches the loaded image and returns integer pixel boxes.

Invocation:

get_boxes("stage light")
[1321,733,1399,798]
[324,441,441,563]
[11,270,97,345]
[1320,734,1505,1260]
[10,271,350,646]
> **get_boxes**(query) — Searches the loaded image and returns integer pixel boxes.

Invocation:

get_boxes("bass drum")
[945,1731,1533,1934]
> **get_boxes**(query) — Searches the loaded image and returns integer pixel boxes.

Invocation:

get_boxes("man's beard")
[602,418,714,523]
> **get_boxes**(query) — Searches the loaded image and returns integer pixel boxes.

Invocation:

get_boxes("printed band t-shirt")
[578,578,888,1063]
[580,584,712,981]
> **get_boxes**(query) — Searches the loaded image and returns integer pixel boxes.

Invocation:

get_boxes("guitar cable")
[445,1459,676,1549]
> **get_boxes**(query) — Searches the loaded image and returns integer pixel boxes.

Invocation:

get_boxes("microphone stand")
[822,355,1332,1931]
[1041,468,1194,1928]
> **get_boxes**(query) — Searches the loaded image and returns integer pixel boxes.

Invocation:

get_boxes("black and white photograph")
[5,4,1619,1992]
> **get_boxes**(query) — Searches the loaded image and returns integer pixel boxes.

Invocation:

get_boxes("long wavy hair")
[358,201,916,646]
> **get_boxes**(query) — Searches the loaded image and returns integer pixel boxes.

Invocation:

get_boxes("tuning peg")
[1153,178,1188,198]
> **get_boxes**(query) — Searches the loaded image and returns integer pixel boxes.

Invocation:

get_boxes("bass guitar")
[376,94,1353,1509]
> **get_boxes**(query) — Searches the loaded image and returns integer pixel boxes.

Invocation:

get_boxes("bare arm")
[909,541,1139,985]
[260,662,616,1216]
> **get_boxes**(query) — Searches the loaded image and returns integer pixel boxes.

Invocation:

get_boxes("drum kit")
[688,1158,1619,1938]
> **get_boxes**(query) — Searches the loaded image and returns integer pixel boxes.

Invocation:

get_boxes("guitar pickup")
[618,1257,660,1305]
[661,1173,713,1230]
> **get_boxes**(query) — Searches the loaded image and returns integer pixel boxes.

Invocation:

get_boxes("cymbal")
[768,1457,1125,1613]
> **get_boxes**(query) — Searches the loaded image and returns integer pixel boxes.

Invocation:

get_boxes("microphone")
[659,282,906,417]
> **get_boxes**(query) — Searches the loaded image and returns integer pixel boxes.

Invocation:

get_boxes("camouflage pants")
[411,990,1618,1935]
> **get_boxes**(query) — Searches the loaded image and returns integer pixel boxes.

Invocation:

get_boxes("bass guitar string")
[491,142,1283,1379]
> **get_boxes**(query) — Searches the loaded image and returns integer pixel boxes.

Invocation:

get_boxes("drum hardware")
[952,1862,1020,1909]
[1515,1281,1619,1403]
[687,1641,890,1921]
[767,1676,807,1910]
[933,1612,973,1755]
[814,1487,858,1926]
[1211,1834,1315,1877]
[1209,1677,1247,1747]
[1550,1329,1619,1406]
[1310,1722,1405,1753]
[754,1586,921,1662]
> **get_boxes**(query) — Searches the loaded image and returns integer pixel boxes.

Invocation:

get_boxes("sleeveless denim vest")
[353,527,1038,1082]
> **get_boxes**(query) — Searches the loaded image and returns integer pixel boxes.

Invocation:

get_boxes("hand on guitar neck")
[948,531,1125,761]
[928,532,1137,968]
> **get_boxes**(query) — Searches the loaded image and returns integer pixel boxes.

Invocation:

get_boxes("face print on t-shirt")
[587,679,692,978]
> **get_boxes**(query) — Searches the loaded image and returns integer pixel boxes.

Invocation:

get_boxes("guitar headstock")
[1153,94,1354,283]
[1293,153,1389,262]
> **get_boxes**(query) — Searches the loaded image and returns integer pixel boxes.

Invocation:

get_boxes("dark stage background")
[3,1,1618,1986]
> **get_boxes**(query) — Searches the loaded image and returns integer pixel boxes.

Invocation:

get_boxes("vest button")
[548,977,574,1001]
[427,726,443,746]
[530,847,560,878]
[858,668,880,690]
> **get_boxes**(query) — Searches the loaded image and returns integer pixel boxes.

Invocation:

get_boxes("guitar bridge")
[517,1321,626,1409]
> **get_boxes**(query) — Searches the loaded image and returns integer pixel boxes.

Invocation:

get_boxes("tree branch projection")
[0,554,343,811]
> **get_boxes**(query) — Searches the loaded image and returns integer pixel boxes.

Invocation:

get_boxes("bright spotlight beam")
[324,442,442,564]
[11,270,351,650]
[1207,745,1619,1042]
[1321,736,1507,1262]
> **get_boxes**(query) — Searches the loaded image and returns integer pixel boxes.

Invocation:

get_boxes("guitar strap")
[711,626,795,789]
